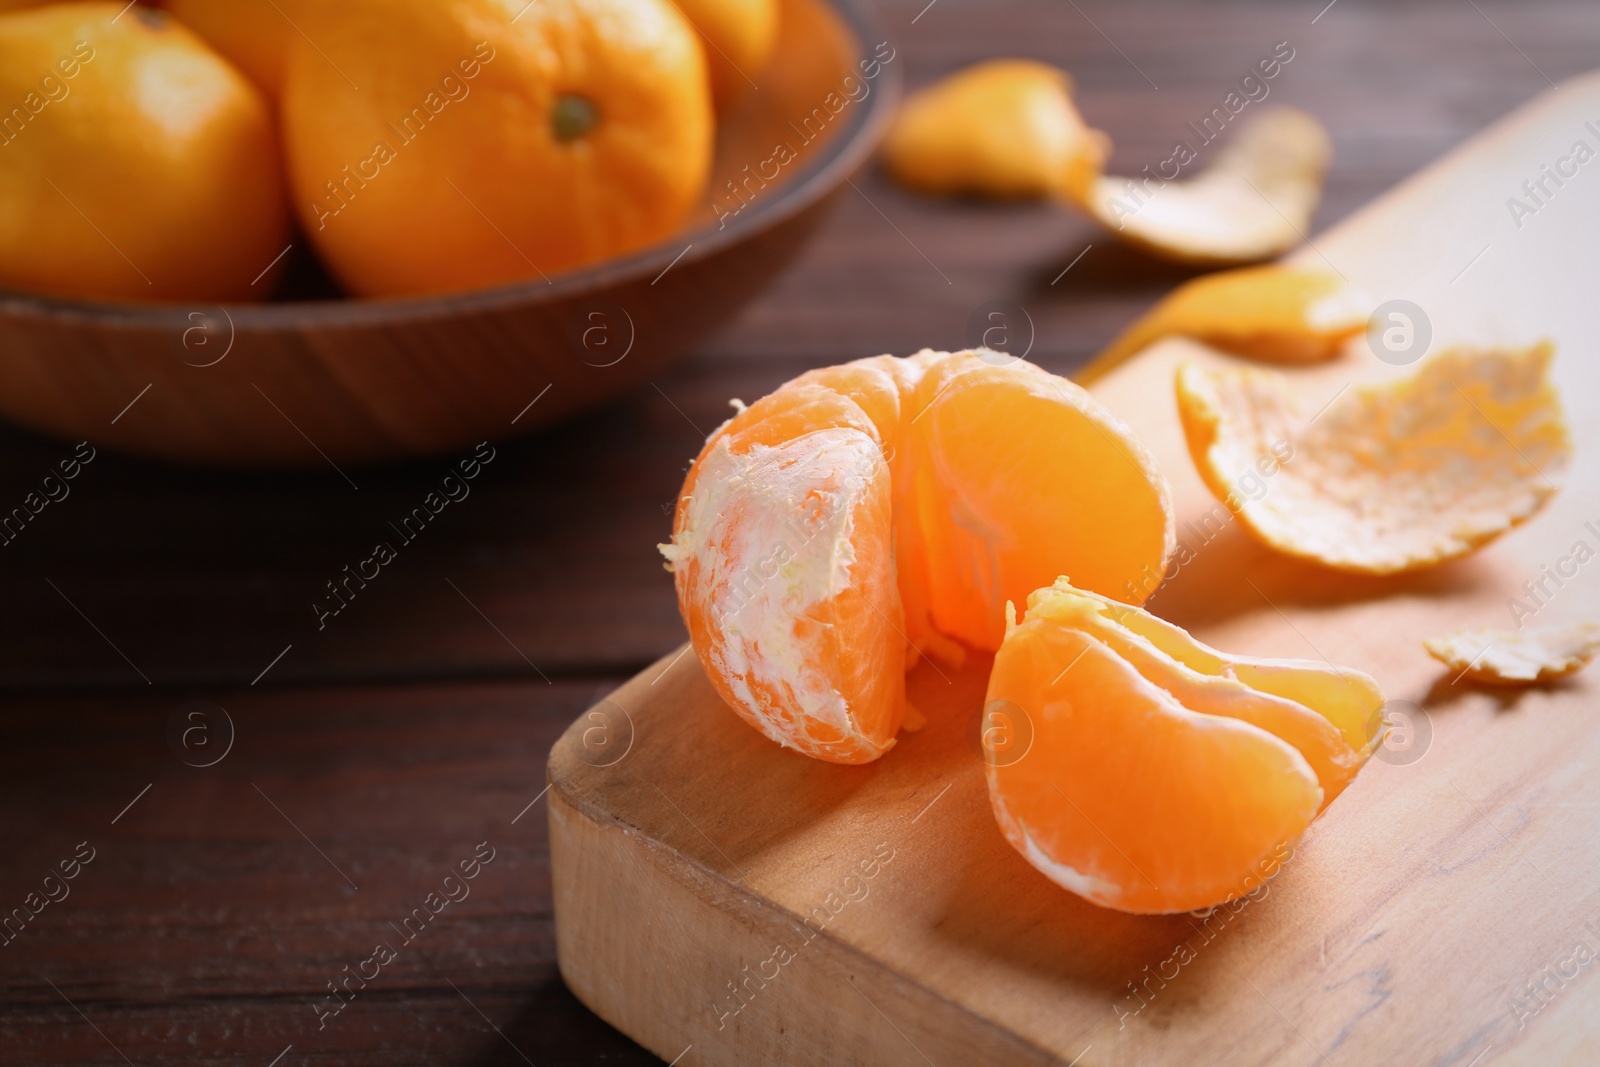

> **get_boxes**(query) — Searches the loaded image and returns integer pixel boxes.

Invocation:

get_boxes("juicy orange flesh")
[1090,598,1381,759]
[984,579,1381,913]
[1072,613,1359,807]
[988,620,1322,914]
[909,362,1173,650]
[666,351,1173,763]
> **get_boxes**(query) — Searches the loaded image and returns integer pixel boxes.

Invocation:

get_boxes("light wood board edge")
[548,648,1060,1067]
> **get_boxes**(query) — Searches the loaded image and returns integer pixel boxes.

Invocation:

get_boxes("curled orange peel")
[881,60,1331,265]
[1175,343,1572,574]
[1076,107,1331,266]
[1426,622,1600,685]
[1083,263,1368,380]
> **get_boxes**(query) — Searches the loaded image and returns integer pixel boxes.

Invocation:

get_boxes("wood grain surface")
[5,2,1599,1064]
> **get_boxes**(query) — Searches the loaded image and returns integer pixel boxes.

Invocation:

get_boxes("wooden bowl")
[0,0,898,466]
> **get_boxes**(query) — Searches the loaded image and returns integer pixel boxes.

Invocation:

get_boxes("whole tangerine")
[164,0,291,96]
[279,0,714,297]
[0,3,290,301]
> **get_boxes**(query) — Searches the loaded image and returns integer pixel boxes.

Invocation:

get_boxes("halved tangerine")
[986,579,1382,914]
[661,350,1174,763]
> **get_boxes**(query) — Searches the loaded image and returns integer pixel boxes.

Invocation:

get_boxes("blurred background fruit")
[671,0,778,109]
[163,0,290,95]
[0,0,894,465]
[882,59,1107,201]
[0,3,289,301]
[280,0,714,297]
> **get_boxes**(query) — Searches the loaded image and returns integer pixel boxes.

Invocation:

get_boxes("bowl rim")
[0,0,901,332]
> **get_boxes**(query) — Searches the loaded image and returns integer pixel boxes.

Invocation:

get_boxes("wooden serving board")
[548,74,1600,1066]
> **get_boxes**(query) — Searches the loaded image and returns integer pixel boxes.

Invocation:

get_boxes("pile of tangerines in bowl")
[0,0,776,303]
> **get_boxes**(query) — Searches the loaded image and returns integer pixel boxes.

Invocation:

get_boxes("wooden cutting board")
[548,73,1600,1067]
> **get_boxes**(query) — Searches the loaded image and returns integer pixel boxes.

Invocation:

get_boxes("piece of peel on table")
[986,579,1382,914]
[1176,343,1572,574]
[1426,623,1600,685]
[1075,108,1331,266]
[1083,264,1367,379]
[881,59,1108,200]
[880,59,1332,266]
[661,349,1174,763]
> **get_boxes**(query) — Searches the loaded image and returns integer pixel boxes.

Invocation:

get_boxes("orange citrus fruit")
[0,0,103,10]
[164,0,291,96]
[986,579,1382,913]
[669,0,777,109]
[280,0,713,297]
[0,3,289,301]
[660,350,1174,763]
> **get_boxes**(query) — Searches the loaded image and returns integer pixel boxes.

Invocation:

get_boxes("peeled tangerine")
[660,350,1174,763]
[1426,622,1600,685]
[1177,343,1572,574]
[988,579,1382,914]
[1084,264,1368,380]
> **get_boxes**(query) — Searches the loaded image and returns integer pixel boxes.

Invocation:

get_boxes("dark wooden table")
[4,2,1596,1063]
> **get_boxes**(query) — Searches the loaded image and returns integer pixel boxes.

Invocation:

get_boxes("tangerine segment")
[1087,597,1380,760]
[663,350,1174,763]
[1083,265,1366,381]
[987,580,1381,913]
[903,352,1173,652]
[1033,586,1377,805]
[664,420,904,763]
[1425,623,1600,685]
[881,60,1108,201]
[1077,108,1330,267]
[1176,343,1572,574]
